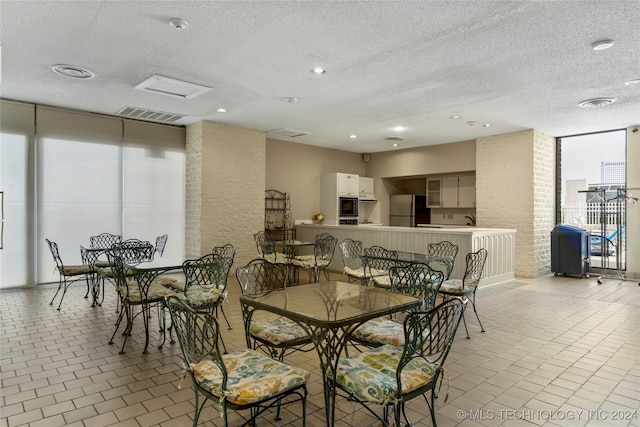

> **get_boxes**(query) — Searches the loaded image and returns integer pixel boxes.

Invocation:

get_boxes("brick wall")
[186,121,266,265]
[476,130,555,278]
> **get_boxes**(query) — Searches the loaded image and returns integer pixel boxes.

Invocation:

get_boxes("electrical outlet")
[447,214,454,219]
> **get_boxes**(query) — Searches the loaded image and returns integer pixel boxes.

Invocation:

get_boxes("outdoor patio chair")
[438,248,488,339]
[165,295,310,427]
[46,238,94,310]
[335,298,467,427]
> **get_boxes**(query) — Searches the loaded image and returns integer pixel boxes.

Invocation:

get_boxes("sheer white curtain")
[0,102,186,288]
[122,120,185,260]
[0,101,35,288]
[37,107,123,283]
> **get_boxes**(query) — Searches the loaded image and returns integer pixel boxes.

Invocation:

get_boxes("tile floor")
[1,271,639,427]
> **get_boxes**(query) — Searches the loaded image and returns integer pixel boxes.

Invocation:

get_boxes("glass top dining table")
[239,280,422,427]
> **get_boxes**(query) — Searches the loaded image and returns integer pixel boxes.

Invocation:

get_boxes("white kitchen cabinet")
[359,176,375,200]
[427,179,442,207]
[337,173,360,196]
[458,175,476,208]
[427,175,476,208]
[442,176,459,208]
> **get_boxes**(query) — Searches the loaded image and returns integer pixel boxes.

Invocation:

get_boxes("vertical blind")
[0,100,186,288]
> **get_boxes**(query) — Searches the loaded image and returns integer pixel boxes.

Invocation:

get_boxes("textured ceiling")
[1,1,639,153]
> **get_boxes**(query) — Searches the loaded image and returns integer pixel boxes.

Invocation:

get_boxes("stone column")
[186,121,265,264]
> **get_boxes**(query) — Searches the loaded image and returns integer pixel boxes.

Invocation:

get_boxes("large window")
[0,101,185,288]
[558,130,626,270]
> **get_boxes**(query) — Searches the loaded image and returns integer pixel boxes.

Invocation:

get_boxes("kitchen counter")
[296,224,516,286]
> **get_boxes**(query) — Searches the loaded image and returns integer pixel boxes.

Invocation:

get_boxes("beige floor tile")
[1,271,639,426]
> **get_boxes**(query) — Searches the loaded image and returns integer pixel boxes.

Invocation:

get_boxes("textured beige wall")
[266,138,365,222]
[476,129,555,278]
[361,140,476,226]
[186,121,265,266]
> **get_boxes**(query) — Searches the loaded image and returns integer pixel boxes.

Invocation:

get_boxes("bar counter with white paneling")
[296,224,517,286]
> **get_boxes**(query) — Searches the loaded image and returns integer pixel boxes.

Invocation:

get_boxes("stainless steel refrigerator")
[390,194,430,227]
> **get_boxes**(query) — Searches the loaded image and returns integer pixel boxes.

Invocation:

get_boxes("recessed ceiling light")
[578,98,616,107]
[284,97,299,104]
[392,126,406,132]
[392,143,399,147]
[311,67,326,75]
[216,108,227,113]
[625,79,640,86]
[169,18,189,30]
[51,64,94,79]
[467,121,477,126]
[349,134,357,139]
[450,115,462,119]
[483,123,491,127]
[591,39,614,50]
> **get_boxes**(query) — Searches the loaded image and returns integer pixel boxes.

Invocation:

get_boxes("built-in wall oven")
[339,197,359,224]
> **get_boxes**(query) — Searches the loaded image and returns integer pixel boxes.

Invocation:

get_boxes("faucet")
[465,215,476,226]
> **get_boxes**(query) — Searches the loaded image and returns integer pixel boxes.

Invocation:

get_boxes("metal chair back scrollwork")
[426,240,458,279]
[90,233,122,249]
[154,234,168,257]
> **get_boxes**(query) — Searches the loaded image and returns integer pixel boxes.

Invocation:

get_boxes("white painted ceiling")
[1,1,639,153]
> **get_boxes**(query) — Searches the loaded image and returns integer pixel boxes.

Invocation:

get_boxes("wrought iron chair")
[351,262,445,349]
[170,253,234,353]
[106,249,177,354]
[339,238,368,285]
[236,258,315,362]
[97,239,157,311]
[89,233,123,268]
[335,298,467,427]
[165,295,310,427]
[426,240,459,279]
[253,231,287,264]
[212,243,236,329]
[290,232,338,283]
[46,239,94,310]
[212,243,236,260]
[438,248,488,339]
[154,234,168,257]
[364,245,398,288]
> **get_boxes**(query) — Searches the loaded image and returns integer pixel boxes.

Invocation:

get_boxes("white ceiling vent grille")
[116,106,185,123]
[267,128,310,138]
[134,74,212,100]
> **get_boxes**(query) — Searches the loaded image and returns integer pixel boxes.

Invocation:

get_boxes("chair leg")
[217,305,232,330]
[470,293,485,333]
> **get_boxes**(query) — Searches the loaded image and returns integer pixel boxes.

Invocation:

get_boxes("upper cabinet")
[359,176,376,200]
[427,175,476,208]
[337,173,360,197]
[427,178,442,207]
[457,175,476,208]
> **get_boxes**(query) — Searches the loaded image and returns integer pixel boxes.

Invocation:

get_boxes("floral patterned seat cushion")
[291,255,330,269]
[352,318,404,346]
[250,316,310,346]
[438,279,475,295]
[60,264,93,276]
[343,266,366,279]
[118,281,178,303]
[190,348,310,406]
[336,344,439,404]
[372,275,391,288]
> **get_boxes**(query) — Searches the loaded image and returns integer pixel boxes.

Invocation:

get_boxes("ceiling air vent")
[116,107,185,123]
[267,128,310,138]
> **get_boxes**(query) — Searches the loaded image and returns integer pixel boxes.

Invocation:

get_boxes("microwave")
[339,197,359,217]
